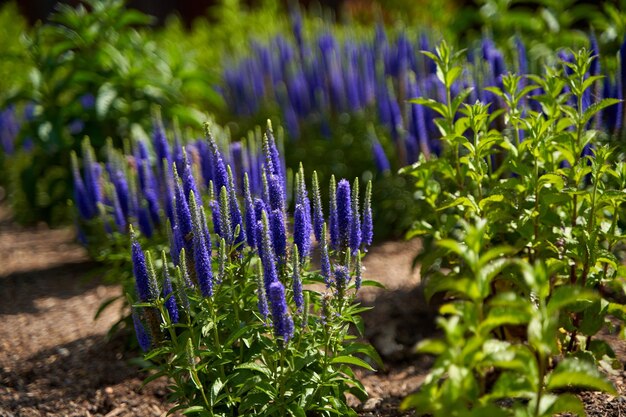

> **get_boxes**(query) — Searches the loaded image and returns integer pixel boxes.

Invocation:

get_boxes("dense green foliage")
[401,43,625,415]
[4,0,214,224]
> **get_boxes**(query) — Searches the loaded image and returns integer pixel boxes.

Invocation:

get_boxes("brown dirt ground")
[1,204,625,417]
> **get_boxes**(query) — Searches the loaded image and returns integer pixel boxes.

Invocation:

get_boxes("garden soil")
[1,204,625,417]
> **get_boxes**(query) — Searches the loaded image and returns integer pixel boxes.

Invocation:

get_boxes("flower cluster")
[71,117,284,243]
[222,15,625,172]
[130,120,373,345]
[125,120,377,415]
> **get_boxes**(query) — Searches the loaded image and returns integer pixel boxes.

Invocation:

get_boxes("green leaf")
[478,194,504,212]
[210,378,224,406]
[424,274,476,302]
[182,406,209,416]
[330,355,375,371]
[96,83,117,118]
[415,339,446,355]
[582,98,621,125]
[139,369,167,389]
[579,300,608,336]
[548,393,586,416]
[359,279,385,289]
[538,173,565,191]
[547,286,598,314]
[446,66,463,87]
[479,304,531,334]
[546,358,617,395]
[235,362,272,377]
[487,371,534,400]
[409,97,448,118]
[287,402,306,417]
[189,370,203,390]
[437,195,479,212]
[451,87,474,114]
[223,325,251,347]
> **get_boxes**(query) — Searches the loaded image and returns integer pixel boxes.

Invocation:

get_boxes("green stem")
[207,297,231,404]
[532,155,540,263]
[534,351,546,417]
[278,347,288,414]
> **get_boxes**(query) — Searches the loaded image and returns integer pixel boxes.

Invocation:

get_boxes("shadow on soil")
[0,260,105,315]
[0,331,165,415]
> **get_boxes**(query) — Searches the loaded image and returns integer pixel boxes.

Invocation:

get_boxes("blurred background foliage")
[1,0,625,237]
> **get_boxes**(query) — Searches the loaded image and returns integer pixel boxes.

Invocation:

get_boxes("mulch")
[1,204,625,416]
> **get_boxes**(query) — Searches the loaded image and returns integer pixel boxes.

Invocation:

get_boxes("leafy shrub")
[402,42,626,415]
[4,0,213,224]
[402,220,617,416]
[126,121,381,416]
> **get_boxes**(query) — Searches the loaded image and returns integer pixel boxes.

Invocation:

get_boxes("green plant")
[5,0,213,224]
[125,123,381,415]
[402,43,626,414]
[402,220,617,416]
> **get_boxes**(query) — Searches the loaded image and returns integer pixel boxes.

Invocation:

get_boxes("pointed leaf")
[330,355,375,371]
[546,358,617,394]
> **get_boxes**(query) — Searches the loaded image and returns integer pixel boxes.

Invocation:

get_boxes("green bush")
[5,0,213,224]
[402,43,626,415]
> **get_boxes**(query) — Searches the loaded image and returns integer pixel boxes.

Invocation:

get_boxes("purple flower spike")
[228,166,246,248]
[71,153,94,219]
[189,193,213,297]
[267,173,284,213]
[173,165,193,252]
[371,138,391,173]
[350,179,361,255]
[82,139,102,213]
[161,251,179,324]
[292,246,304,312]
[336,179,352,251]
[264,121,284,182]
[270,209,286,260]
[137,204,153,238]
[169,222,184,266]
[111,189,126,233]
[262,129,285,212]
[132,310,151,352]
[361,181,373,249]
[131,229,158,302]
[260,212,279,293]
[268,281,294,344]
[294,166,312,258]
[206,126,230,196]
[334,265,349,298]
[153,116,171,169]
[293,204,310,260]
[182,151,200,203]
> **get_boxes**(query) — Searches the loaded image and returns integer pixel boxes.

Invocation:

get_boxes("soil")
[1,204,625,417]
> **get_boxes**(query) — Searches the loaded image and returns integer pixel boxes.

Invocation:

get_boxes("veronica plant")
[72,116,287,338]
[129,121,381,416]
